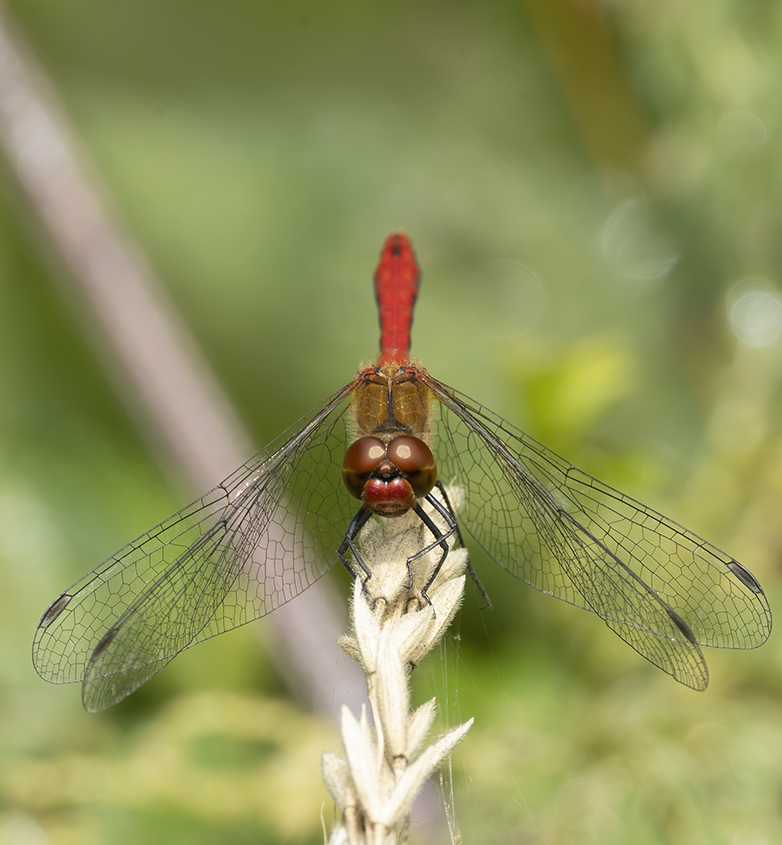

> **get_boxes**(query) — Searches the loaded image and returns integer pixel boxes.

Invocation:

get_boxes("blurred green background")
[2,0,781,842]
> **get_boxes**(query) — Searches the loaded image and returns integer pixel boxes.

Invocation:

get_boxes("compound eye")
[387,436,437,498]
[342,436,386,499]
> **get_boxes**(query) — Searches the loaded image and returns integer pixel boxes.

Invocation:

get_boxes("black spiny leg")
[408,498,457,607]
[421,482,492,609]
[338,505,374,586]
[337,482,491,610]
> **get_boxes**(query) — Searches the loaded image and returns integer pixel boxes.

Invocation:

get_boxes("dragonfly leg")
[409,501,451,608]
[428,482,492,610]
[411,480,498,607]
[338,505,374,587]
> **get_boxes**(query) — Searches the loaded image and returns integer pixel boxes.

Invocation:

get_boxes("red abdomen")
[374,233,420,366]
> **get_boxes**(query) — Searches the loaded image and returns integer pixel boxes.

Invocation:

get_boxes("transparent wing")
[33,380,361,711]
[420,373,772,690]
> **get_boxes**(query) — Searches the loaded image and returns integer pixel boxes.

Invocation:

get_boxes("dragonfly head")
[342,435,437,517]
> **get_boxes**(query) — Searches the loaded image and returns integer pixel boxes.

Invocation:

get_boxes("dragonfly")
[33,233,772,711]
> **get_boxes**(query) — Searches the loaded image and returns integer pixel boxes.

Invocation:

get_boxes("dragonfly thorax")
[342,434,437,517]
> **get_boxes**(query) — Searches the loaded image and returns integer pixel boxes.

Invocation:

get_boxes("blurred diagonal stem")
[522,0,650,174]
[0,4,362,715]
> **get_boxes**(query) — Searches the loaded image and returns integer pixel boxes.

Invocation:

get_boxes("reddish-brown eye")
[342,436,386,499]
[387,436,437,498]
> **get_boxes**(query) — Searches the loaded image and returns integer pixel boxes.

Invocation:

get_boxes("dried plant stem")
[323,490,473,844]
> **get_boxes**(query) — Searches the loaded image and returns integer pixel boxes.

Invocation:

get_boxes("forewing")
[33,381,361,710]
[420,374,772,688]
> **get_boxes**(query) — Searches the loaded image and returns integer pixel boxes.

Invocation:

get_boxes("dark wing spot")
[727,560,763,594]
[38,593,73,629]
[667,608,697,644]
[92,628,118,660]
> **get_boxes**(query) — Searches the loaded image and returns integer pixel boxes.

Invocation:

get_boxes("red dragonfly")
[34,234,772,711]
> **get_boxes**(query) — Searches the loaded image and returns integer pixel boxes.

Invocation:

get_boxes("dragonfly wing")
[538,502,710,689]
[33,381,361,710]
[420,374,772,686]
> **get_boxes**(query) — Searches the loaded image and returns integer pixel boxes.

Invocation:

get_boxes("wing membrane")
[33,381,361,710]
[420,373,771,688]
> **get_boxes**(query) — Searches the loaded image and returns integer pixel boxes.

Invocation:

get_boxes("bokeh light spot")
[601,198,681,281]
[728,277,782,346]
[716,110,768,157]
